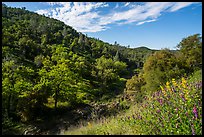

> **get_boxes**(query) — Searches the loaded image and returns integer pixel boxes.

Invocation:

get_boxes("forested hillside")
[2,4,202,135]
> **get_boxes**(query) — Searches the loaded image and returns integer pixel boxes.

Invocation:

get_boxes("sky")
[3,2,202,50]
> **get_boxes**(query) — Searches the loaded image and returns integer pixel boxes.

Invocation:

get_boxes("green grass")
[63,69,202,135]
[44,97,70,108]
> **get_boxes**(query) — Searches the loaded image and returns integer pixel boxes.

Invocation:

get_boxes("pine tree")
[114,51,120,61]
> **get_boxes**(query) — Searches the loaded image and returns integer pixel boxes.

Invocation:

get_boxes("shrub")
[142,49,187,93]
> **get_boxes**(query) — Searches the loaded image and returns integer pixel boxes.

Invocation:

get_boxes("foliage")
[177,34,202,70]
[142,49,186,93]
[126,74,145,92]
[92,56,127,96]
[2,4,202,135]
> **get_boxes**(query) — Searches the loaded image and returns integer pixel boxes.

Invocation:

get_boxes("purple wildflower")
[159,99,163,105]
[197,81,202,89]
[157,98,163,105]
[172,87,176,92]
[193,106,198,119]
[191,125,195,135]
[152,104,154,109]
[156,109,160,113]
[156,91,161,96]
[137,115,142,120]
[180,95,186,102]
[175,108,178,113]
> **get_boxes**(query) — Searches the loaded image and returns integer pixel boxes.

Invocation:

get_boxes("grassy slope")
[63,69,202,135]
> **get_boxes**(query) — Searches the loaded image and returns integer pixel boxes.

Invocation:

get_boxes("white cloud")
[36,9,51,15]
[136,19,157,25]
[169,2,195,12]
[35,2,199,33]
[124,2,130,7]
[47,2,65,6]
[114,3,119,9]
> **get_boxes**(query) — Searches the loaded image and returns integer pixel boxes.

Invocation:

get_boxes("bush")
[126,74,145,92]
[142,49,187,93]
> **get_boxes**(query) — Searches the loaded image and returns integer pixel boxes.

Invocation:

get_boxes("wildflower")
[180,94,186,102]
[181,77,187,88]
[156,109,160,113]
[175,108,178,113]
[160,85,164,92]
[152,104,154,109]
[166,81,171,91]
[172,87,176,92]
[137,115,142,120]
[172,78,178,87]
[157,98,163,105]
[153,93,155,98]
[191,125,195,135]
[184,91,190,101]
[160,85,167,97]
[156,91,160,96]
[193,106,198,119]
[195,82,202,89]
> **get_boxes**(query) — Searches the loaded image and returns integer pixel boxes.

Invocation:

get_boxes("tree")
[62,26,68,37]
[125,73,146,103]
[70,38,79,52]
[2,60,35,121]
[142,49,185,93]
[78,33,84,45]
[126,74,145,91]
[177,34,202,70]
[2,4,7,17]
[93,56,127,95]
[113,51,120,62]
[38,45,91,109]
[113,61,127,76]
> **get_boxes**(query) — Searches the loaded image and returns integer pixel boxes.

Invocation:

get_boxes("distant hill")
[2,4,156,71]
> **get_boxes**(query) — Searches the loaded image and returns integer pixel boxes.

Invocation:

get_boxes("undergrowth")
[64,70,202,135]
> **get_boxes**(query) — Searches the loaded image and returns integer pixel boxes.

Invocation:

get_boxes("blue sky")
[3,2,202,50]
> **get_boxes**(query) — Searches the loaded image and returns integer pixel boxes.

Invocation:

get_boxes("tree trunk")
[7,94,11,117]
[54,86,59,111]
[54,90,58,110]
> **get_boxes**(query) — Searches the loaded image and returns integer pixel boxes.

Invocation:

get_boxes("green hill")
[2,4,202,135]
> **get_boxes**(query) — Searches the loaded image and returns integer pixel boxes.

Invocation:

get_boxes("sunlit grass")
[44,97,70,108]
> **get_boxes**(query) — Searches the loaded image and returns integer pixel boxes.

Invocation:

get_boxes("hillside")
[2,4,202,135]
[2,4,154,134]
[64,69,202,135]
